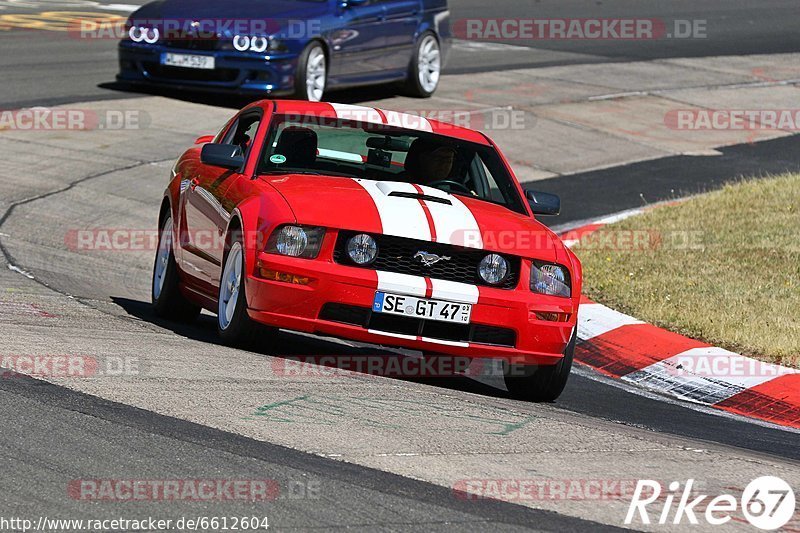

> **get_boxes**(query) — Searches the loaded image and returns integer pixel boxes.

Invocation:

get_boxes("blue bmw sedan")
[117,0,450,101]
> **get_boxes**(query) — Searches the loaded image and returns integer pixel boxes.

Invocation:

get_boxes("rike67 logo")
[626,477,796,530]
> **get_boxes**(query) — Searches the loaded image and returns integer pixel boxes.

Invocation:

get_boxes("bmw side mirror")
[526,190,560,216]
[201,143,245,170]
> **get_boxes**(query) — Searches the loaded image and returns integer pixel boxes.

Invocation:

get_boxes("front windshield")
[257,114,527,214]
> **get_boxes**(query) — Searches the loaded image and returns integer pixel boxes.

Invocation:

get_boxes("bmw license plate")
[373,292,472,324]
[160,53,215,69]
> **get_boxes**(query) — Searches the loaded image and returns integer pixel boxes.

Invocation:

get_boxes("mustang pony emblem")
[414,251,451,267]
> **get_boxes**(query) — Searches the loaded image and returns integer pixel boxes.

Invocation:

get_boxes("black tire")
[404,31,441,98]
[293,42,326,101]
[151,216,201,322]
[504,330,576,402]
[217,230,276,347]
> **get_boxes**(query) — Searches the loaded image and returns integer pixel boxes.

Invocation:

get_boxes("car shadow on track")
[99,82,406,108]
[111,296,511,400]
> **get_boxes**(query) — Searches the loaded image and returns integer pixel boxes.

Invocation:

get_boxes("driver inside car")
[404,139,457,186]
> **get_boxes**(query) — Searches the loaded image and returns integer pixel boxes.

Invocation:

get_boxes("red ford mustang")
[153,100,582,401]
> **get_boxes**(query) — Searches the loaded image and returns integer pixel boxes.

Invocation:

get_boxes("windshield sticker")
[270,154,287,164]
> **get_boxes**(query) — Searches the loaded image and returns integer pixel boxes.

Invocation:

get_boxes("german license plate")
[373,292,472,324]
[160,53,215,69]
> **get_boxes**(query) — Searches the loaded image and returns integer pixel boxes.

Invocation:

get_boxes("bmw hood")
[263,175,563,262]
[130,0,329,32]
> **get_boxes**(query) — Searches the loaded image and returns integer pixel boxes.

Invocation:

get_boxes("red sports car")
[152,100,582,401]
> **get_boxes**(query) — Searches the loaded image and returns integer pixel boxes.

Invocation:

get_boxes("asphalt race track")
[1,1,799,531]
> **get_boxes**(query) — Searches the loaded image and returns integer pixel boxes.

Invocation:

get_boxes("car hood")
[131,0,329,28]
[262,175,563,261]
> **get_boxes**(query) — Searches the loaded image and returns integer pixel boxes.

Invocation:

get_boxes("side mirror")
[201,143,244,170]
[195,134,214,144]
[526,190,560,216]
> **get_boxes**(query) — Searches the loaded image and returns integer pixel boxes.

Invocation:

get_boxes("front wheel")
[217,232,276,347]
[294,42,326,102]
[404,32,441,98]
[504,330,576,402]
[152,215,200,322]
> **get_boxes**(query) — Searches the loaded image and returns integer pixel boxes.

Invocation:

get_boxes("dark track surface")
[0,374,630,532]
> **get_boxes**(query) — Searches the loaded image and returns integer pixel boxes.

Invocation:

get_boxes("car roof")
[246,100,493,146]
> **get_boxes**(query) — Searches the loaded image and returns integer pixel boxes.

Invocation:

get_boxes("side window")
[465,153,509,204]
[221,114,261,156]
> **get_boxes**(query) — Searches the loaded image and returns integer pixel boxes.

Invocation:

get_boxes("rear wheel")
[217,231,276,347]
[152,215,200,322]
[294,42,326,101]
[504,330,576,402]
[404,32,441,98]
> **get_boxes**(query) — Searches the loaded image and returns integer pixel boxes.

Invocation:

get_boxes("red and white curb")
[559,211,800,430]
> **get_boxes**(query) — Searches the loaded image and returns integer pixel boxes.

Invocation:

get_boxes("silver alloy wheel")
[417,35,441,94]
[153,216,172,300]
[305,46,326,101]
[218,241,243,331]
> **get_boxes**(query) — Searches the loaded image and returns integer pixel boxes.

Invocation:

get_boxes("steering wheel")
[427,180,471,194]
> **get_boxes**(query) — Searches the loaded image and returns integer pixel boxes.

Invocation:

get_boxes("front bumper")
[117,41,298,94]
[245,252,577,367]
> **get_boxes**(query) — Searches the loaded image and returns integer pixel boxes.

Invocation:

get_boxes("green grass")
[574,173,800,367]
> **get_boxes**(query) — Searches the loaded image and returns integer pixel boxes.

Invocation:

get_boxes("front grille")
[334,232,520,290]
[318,303,516,347]
[163,36,220,51]
[144,63,239,82]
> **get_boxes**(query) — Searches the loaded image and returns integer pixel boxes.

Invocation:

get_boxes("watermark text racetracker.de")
[666,109,800,131]
[454,18,707,40]
[71,17,324,41]
[0,354,142,379]
[0,108,149,131]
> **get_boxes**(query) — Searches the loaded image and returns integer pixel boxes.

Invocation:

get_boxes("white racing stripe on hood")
[430,279,479,304]
[417,184,483,249]
[354,179,432,241]
[376,271,428,298]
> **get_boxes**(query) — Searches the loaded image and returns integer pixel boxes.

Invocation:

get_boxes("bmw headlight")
[129,26,159,44]
[266,225,325,259]
[232,35,269,52]
[478,253,509,285]
[531,262,571,297]
[346,234,378,265]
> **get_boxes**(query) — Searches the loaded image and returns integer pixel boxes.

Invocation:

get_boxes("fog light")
[347,234,378,265]
[478,253,509,285]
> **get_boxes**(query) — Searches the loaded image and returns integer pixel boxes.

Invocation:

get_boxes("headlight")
[266,225,325,259]
[346,234,378,265]
[232,35,269,52]
[478,253,509,285]
[129,26,159,43]
[530,262,571,297]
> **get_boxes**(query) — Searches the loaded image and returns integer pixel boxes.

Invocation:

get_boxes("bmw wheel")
[405,32,441,98]
[503,329,576,402]
[152,214,200,322]
[218,230,275,346]
[294,42,326,102]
